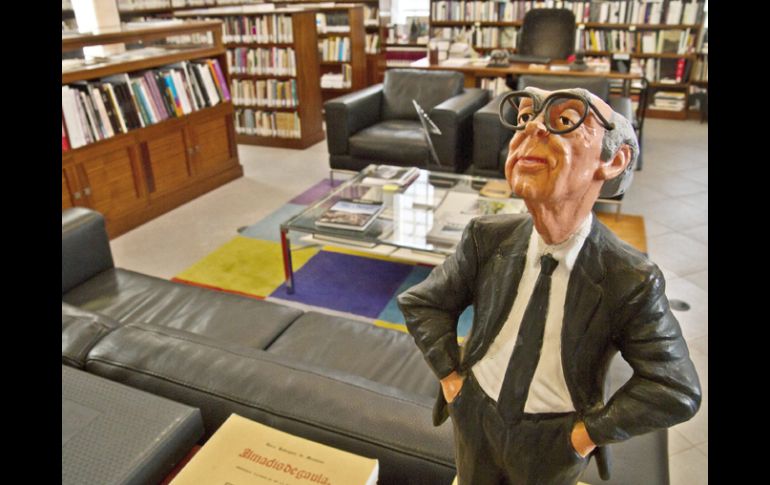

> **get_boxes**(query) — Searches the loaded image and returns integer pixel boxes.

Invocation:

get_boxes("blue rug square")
[271,251,415,318]
[378,265,475,338]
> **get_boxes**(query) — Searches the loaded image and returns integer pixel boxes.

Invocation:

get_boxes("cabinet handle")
[187,146,195,155]
[73,191,82,200]
[84,187,92,196]
[195,145,201,153]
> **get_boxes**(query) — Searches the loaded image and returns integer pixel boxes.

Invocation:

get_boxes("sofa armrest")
[324,84,384,156]
[430,88,489,171]
[62,208,114,295]
[473,93,513,173]
[86,322,455,484]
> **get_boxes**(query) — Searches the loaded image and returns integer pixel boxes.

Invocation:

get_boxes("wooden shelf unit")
[313,5,367,102]
[61,20,243,239]
[176,8,325,148]
[427,0,708,120]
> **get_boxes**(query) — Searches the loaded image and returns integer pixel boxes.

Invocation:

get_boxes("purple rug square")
[271,251,414,318]
[290,179,344,205]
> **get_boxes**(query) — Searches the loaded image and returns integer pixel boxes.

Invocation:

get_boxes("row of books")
[365,34,381,54]
[235,108,301,138]
[649,90,686,111]
[116,0,253,9]
[320,64,353,89]
[62,59,230,150]
[430,0,703,25]
[578,28,695,54]
[480,77,510,97]
[221,14,294,44]
[226,47,297,75]
[318,37,351,62]
[231,78,298,107]
[691,55,707,82]
[315,12,350,34]
[642,57,690,83]
[363,6,379,25]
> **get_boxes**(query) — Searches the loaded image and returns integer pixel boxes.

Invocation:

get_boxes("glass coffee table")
[279,164,526,294]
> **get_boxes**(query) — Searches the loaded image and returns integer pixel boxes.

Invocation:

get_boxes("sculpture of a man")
[398,87,701,484]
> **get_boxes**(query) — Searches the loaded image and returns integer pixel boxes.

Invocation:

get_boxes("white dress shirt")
[471,213,593,413]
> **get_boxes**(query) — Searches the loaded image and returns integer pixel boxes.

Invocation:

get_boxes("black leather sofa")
[324,69,489,175]
[61,207,670,484]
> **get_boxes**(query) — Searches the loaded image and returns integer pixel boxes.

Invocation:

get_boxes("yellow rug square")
[175,236,319,297]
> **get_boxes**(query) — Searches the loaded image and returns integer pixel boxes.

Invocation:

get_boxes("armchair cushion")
[324,84,383,156]
[349,119,428,166]
[382,69,464,121]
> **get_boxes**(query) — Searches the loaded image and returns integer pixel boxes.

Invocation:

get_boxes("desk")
[409,57,642,96]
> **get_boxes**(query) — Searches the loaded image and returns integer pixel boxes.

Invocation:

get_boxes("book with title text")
[170,414,378,485]
[315,199,384,231]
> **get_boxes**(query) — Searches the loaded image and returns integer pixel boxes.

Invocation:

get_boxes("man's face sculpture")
[501,88,617,204]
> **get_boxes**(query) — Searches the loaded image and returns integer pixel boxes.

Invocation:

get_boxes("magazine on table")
[361,165,419,187]
[315,199,384,231]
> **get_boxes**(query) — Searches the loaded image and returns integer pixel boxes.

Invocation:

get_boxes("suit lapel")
[562,218,606,405]
[481,218,532,346]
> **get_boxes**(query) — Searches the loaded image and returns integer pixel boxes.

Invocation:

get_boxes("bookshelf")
[313,5,367,102]
[176,7,325,148]
[61,20,243,239]
[427,0,708,120]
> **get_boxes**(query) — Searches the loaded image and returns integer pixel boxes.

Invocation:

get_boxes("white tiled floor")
[111,118,708,484]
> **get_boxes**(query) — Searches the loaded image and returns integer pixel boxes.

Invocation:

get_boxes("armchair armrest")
[324,84,383,156]
[473,93,514,173]
[430,88,489,172]
[62,208,114,295]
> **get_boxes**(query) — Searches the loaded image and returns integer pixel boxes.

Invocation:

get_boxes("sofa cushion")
[62,302,121,368]
[85,322,455,484]
[382,69,464,121]
[266,312,438,399]
[349,120,429,165]
[62,268,302,349]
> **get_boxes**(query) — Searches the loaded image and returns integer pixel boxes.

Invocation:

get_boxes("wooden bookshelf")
[314,5,367,103]
[61,20,243,239]
[428,0,708,120]
[176,8,325,148]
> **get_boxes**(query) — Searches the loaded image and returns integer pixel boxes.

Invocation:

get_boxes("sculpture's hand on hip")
[570,421,597,457]
[440,371,466,403]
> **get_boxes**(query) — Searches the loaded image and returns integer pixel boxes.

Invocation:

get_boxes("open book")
[170,414,378,485]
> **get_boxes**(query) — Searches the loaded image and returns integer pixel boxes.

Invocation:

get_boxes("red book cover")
[62,119,71,151]
[675,58,685,83]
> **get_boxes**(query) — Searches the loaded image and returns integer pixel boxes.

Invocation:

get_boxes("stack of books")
[650,91,686,112]
[315,199,384,232]
[361,165,419,187]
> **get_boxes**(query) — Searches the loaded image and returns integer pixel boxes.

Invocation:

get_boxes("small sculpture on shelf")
[398,87,701,484]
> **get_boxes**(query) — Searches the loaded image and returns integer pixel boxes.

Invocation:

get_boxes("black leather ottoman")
[62,365,204,485]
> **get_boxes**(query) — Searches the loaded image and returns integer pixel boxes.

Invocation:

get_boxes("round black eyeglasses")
[498,90,615,135]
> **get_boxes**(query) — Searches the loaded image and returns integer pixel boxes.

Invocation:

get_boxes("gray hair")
[599,110,638,198]
[519,87,639,198]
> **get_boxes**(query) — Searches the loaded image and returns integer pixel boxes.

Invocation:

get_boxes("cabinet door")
[188,111,237,178]
[141,123,195,198]
[75,139,147,220]
[62,166,83,210]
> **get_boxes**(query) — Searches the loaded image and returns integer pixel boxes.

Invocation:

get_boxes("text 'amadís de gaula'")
[238,448,332,484]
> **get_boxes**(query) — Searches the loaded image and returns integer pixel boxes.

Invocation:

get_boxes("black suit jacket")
[397,213,701,476]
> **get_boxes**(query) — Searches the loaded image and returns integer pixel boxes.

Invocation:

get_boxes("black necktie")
[497,253,559,422]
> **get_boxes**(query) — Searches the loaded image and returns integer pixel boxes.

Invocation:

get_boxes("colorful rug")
[173,179,646,338]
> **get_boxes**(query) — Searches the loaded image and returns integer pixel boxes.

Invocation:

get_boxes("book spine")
[89,84,114,138]
[163,73,184,117]
[130,81,153,125]
[209,59,231,101]
[154,72,178,118]
[104,83,128,134]
[144,71,169,120]
[121,75,146,128]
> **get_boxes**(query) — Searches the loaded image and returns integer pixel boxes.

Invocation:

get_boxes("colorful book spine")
[208,59,231,101]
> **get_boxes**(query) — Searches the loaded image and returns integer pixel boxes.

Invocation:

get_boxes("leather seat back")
[517,74,610,101]
[382,69,464,121]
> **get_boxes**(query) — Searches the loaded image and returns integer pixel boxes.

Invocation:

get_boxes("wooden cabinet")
[61,21,243,238]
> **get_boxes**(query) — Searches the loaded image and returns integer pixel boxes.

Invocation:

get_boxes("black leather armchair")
[324,69,489,175]
[471,75,640,179]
